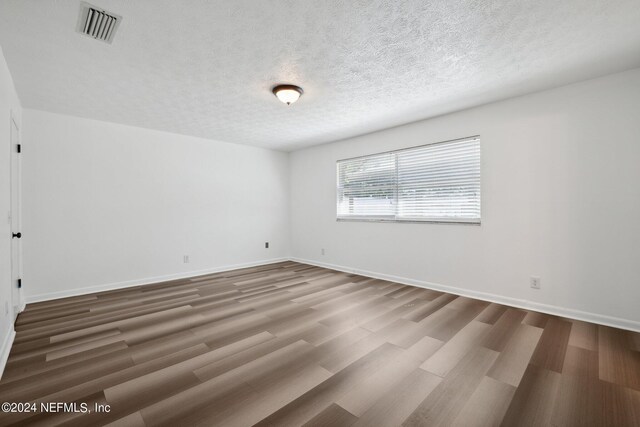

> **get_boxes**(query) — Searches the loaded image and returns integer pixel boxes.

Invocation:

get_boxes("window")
[336,136,480,224]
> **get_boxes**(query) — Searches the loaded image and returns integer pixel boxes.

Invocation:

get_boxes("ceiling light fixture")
[272,84,303,105]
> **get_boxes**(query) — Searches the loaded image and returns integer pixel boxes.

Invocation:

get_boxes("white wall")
[12,67,640,334]
[0,45,21,374]
[22,109,290,301]
[290,68,640,330]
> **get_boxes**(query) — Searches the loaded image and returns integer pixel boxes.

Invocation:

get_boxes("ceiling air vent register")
[76,2,121,44]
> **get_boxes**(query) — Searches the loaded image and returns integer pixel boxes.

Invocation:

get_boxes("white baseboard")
[0,328,16,380]
[22,255,640,332]
[26,258,289,304]
[290,257,640,333]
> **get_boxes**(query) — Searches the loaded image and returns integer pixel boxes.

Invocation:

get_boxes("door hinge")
[17,144,21,153]
[17,278,22,289]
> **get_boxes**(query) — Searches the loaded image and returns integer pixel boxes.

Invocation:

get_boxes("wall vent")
[76,2,122,44]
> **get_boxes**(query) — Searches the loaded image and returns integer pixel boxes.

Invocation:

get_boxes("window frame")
[336,135,481,225]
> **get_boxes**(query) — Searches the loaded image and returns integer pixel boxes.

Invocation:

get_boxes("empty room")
[0,0,639,426]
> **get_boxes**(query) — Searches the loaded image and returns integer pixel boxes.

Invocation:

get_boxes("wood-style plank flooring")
[1,261,639,426]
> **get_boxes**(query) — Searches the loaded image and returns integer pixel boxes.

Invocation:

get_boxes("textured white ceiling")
[1,0,639,151]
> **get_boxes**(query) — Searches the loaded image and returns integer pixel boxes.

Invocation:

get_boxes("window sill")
[336,218,481,226]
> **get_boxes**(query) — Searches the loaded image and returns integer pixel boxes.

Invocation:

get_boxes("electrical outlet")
[265,242,269,249]
[321,248,325,255]
[530,276,541,289]
[183,255,189,264]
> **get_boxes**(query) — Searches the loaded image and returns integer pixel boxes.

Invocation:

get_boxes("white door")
[10,116,22,318]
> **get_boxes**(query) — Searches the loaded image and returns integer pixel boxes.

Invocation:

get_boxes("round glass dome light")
[272,84,303,105]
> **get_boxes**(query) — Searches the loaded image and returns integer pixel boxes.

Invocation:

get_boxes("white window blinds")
[337,136,480,223]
